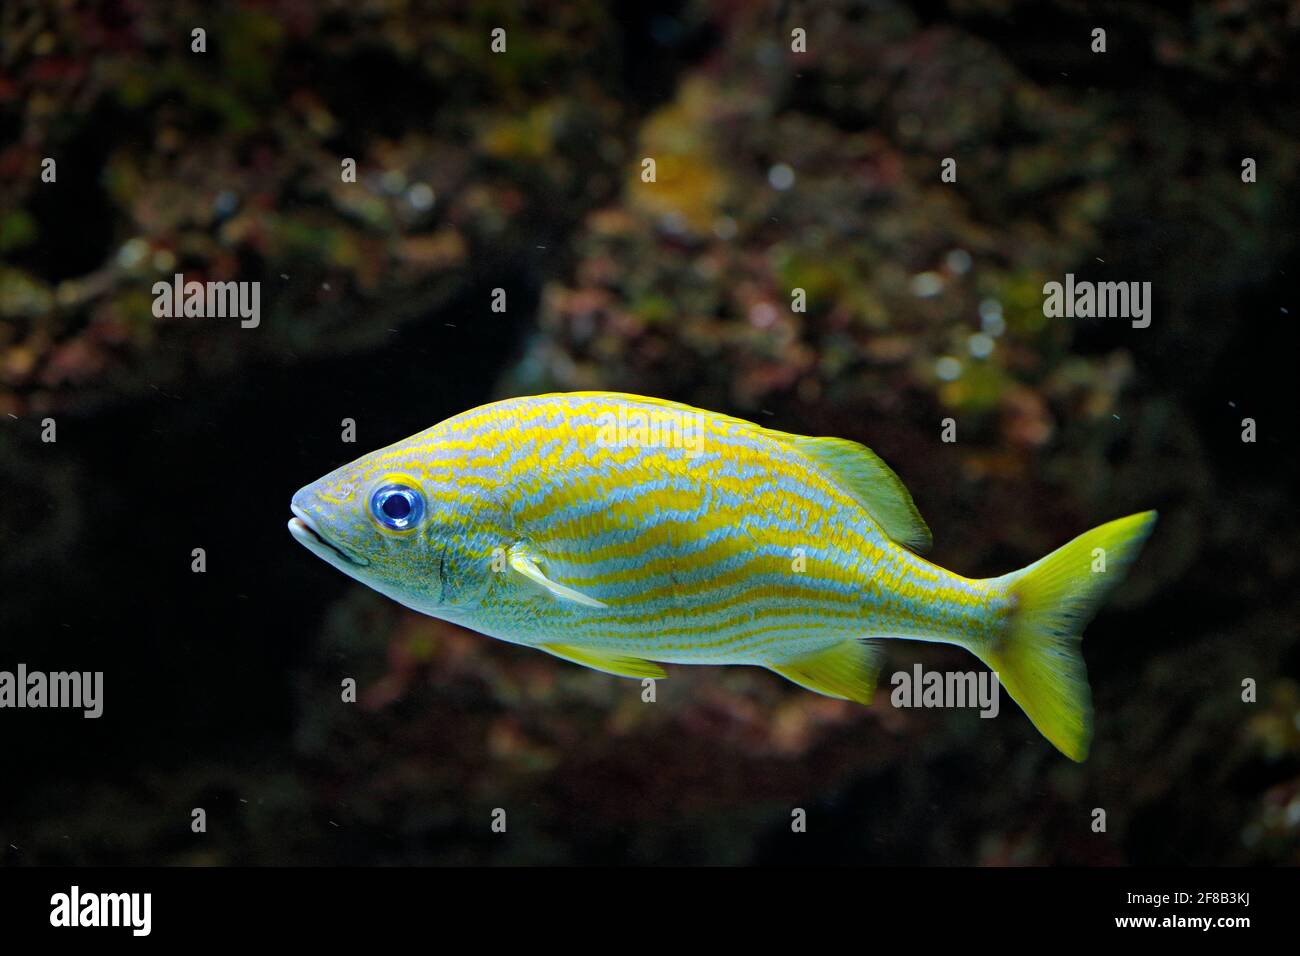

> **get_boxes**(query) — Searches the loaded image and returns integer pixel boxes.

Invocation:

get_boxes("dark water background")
[1,1,1298,864]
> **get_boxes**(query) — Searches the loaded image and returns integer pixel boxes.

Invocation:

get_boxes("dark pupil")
[381,493,412,520]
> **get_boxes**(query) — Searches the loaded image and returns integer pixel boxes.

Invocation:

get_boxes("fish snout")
[288,485,370,568]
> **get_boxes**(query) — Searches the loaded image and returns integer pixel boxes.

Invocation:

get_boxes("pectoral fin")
[768,640,886,704]
[541,643,666,679]
[508,543,608,608]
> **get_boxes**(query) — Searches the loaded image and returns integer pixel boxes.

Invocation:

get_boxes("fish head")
[289,438,487,615]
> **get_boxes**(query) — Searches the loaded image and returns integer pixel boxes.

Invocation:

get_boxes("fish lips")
[288,506,370,569]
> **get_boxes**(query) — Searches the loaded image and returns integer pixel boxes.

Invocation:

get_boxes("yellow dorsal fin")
[542,393,931,553]
[541,644,667,679]
[784,436,932,553]
[768,640,886,704]
[508,543,608,608]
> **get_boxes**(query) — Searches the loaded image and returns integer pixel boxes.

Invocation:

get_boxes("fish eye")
[369,483,424,531]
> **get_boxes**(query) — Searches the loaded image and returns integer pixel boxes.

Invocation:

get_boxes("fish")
[289,391,1156,761]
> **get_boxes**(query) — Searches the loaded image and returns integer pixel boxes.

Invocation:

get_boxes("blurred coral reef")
[1,0,1298,864]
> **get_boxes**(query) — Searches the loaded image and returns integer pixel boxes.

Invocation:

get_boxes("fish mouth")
[289,507,370,568]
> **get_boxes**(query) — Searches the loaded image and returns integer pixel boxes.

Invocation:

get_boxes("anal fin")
[768,640,885,704]
[541,643,666,680]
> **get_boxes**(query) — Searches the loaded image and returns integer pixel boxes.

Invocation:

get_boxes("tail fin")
[978,511,1157,761]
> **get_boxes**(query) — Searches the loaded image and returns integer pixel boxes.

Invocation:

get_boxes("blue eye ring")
[369,483,425,531]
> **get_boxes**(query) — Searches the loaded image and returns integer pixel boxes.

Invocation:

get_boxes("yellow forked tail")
[978,511,1158,762]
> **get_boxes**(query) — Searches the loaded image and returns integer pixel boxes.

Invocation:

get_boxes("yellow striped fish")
[289,392,1156,761]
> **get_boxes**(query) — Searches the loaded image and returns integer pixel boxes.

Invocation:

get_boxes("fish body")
[290,392,1156,760]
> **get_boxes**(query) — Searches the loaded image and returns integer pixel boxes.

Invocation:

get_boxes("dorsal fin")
[785,435,932,553]
[547,392,932,552]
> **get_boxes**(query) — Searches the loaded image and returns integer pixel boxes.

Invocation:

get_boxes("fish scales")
[491,399,889,659]
[290,391,1157,761]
